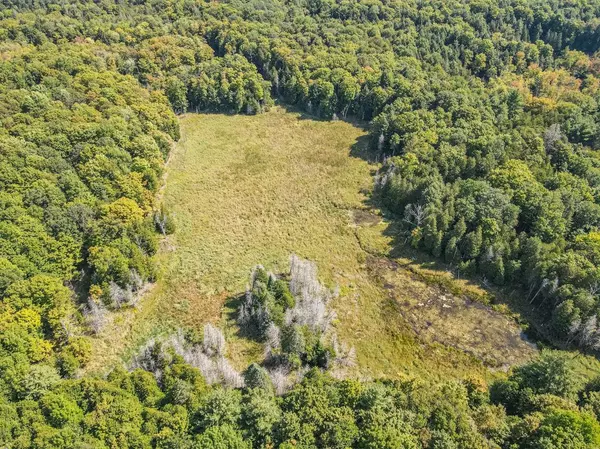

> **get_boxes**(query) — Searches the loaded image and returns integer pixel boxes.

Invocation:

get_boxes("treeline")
[2,0,599,121]
[3,350,600,449]
[2,262,600,449]
[0,41,179,393]
[370,41,600,348]
[0,5,273,114]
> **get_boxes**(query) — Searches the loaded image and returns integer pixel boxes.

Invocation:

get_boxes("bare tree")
[567,317,582,345]
[286,254,337,333]
[579,316,600,350]
[482,246,495,263]
[238,256,352,374]
[374,161,396,190]
[129,269,144,291]
[193,351,220,385]
[289,254,320,298]
[217,357,244,388]
[154,207,170,236]
[342,103,350,118]
[169,339,221,385]
[83,299,109,334]
[543,124,563,153]
[131,325,244,388]
[203,323,226,357]
[265,323,281,353]
[108,281,134,309]
[238,270,277,340]
[403,203,427,228]
[529,278,549,304]
[268,366,290,395]
[60,318,75,342]
[377,133,385,152]
[237,287,254,326]
[129,338,170,380]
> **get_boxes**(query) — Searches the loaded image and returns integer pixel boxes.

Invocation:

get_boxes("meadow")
[86,108,537,382]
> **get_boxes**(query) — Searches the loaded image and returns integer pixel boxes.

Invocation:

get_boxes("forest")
[3,0,600,447]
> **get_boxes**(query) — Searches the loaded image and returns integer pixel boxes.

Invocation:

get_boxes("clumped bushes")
[237,255,343,371]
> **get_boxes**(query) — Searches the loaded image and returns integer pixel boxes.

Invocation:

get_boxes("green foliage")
[58,337,92,378]
[490,351,582,419]
[526,409,600,449]
[0,343,598,449]
[5,275,73,340]
[195,388,242,431]
[0,39,179,408]
[194,425,250,449]
[512,351,578,400]
[130,369,165,406]
[238,262,336,369]
[39,392,83,428]
[243,363,273,393]
[241,388,280,446]
[18,365,61,401]
[166,77,189,114]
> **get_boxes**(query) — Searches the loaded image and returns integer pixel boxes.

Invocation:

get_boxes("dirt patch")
[351,209,382,226]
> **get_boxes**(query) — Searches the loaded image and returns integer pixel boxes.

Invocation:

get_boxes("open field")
[86,107,540,382]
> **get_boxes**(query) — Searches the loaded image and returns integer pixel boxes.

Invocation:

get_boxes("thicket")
[238,256,339,370]
[0,41,179,397]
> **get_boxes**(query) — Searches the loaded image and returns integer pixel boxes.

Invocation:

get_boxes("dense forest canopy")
[3,0,600,447]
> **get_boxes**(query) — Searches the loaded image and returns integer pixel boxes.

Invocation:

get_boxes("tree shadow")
[279,103,330,122]
[283,103,382,165]
[180,109,239,117]
[279,103,370,129]
[344,139,547,351]
[71,266,93,306]
[374,211,551,348]
[350,134,381,164]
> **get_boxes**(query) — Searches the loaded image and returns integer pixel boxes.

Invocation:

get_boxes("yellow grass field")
[86,107,538,382]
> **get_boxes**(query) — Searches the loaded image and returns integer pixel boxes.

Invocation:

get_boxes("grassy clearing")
[86,107,541,383]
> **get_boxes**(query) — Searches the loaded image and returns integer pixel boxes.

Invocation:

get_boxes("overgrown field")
[87,108,536,382]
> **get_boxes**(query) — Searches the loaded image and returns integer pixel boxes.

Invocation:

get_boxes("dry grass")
[367,256,536,370]
[85,107,541,383]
